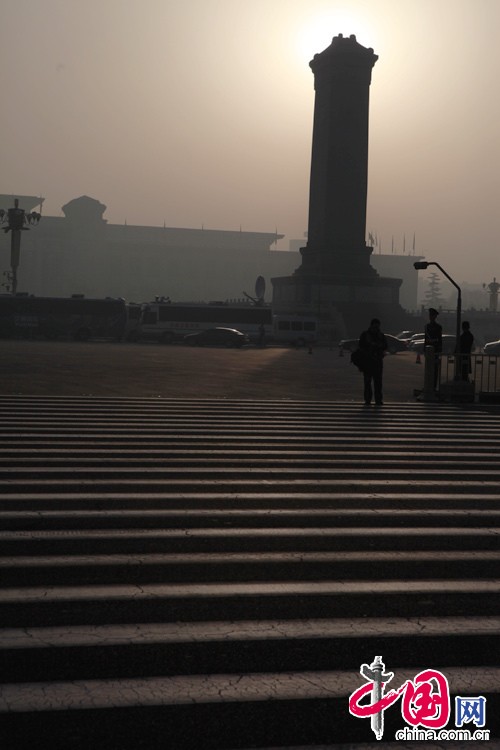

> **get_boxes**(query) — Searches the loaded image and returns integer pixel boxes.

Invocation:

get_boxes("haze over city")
[3,0,500,288]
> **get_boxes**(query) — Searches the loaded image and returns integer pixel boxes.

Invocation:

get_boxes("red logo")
[349,656,450,740]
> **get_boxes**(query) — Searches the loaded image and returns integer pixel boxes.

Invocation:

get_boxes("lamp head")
[413,261,429,270]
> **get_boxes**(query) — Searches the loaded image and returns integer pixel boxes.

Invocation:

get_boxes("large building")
[0,193,423,313]
[0,195,293,304]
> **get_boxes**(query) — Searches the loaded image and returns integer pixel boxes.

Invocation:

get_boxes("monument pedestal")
[272,269,403,340]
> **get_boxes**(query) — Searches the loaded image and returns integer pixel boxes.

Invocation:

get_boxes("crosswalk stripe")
[0,396,499,748]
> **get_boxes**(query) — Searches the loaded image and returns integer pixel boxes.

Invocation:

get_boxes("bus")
[0,295,128,341]
[127,301,317,346]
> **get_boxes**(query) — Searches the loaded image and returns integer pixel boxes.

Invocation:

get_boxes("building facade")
[0,193,425,315]
[0,195,292,304]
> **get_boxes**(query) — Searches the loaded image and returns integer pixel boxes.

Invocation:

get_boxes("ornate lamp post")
[0,199,41,295]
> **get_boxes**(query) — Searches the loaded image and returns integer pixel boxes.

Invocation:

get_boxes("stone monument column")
[300,33,377,278]
[272,33,403,338]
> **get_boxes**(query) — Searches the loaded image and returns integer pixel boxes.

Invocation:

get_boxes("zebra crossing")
[0,395,499,749]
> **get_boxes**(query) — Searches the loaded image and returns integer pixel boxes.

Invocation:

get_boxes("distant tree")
[421,272,445,308]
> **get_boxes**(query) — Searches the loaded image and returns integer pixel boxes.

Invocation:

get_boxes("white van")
[272,315,318,346]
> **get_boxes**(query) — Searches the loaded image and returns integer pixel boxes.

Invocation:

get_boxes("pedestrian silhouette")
[424,308,442,389]
[460,321,474,381]
[359,318,387,405]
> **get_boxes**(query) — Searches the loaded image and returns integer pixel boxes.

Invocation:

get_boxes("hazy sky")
[3,0,500,286]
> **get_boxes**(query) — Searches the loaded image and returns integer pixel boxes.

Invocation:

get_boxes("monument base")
[271,273,405,340]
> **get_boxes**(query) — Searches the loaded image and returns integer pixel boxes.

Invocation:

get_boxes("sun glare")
[295,11,375,63]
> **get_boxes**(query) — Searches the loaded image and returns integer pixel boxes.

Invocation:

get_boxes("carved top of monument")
[310,33,378,75]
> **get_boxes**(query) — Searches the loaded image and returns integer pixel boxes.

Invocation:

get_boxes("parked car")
[339,334,408,354]
[394,330,416,343]
[406,333,426,349]
[483,339,500,355]
[410,334,457,354]
[183,327,249,348]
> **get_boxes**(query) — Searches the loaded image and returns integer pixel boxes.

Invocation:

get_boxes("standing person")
[257,323,266,348]
[424,308,442,389]
[460,321,474,381]
[359,318,388,405]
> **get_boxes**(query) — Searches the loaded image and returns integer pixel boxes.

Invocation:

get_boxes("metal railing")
[415,348,500,402]
[437,352,500,402]
[439,353,499,390]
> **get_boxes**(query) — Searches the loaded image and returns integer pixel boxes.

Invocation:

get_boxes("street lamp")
[413,260,462,353]
[0,199,41,295]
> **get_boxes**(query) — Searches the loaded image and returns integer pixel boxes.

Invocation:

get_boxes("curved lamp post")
[413,260,461,353]
[0,199,41,295]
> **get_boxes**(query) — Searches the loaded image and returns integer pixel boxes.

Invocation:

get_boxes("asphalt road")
[0,339,423,401]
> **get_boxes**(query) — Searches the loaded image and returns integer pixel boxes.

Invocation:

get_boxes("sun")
[295,11,375,63]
